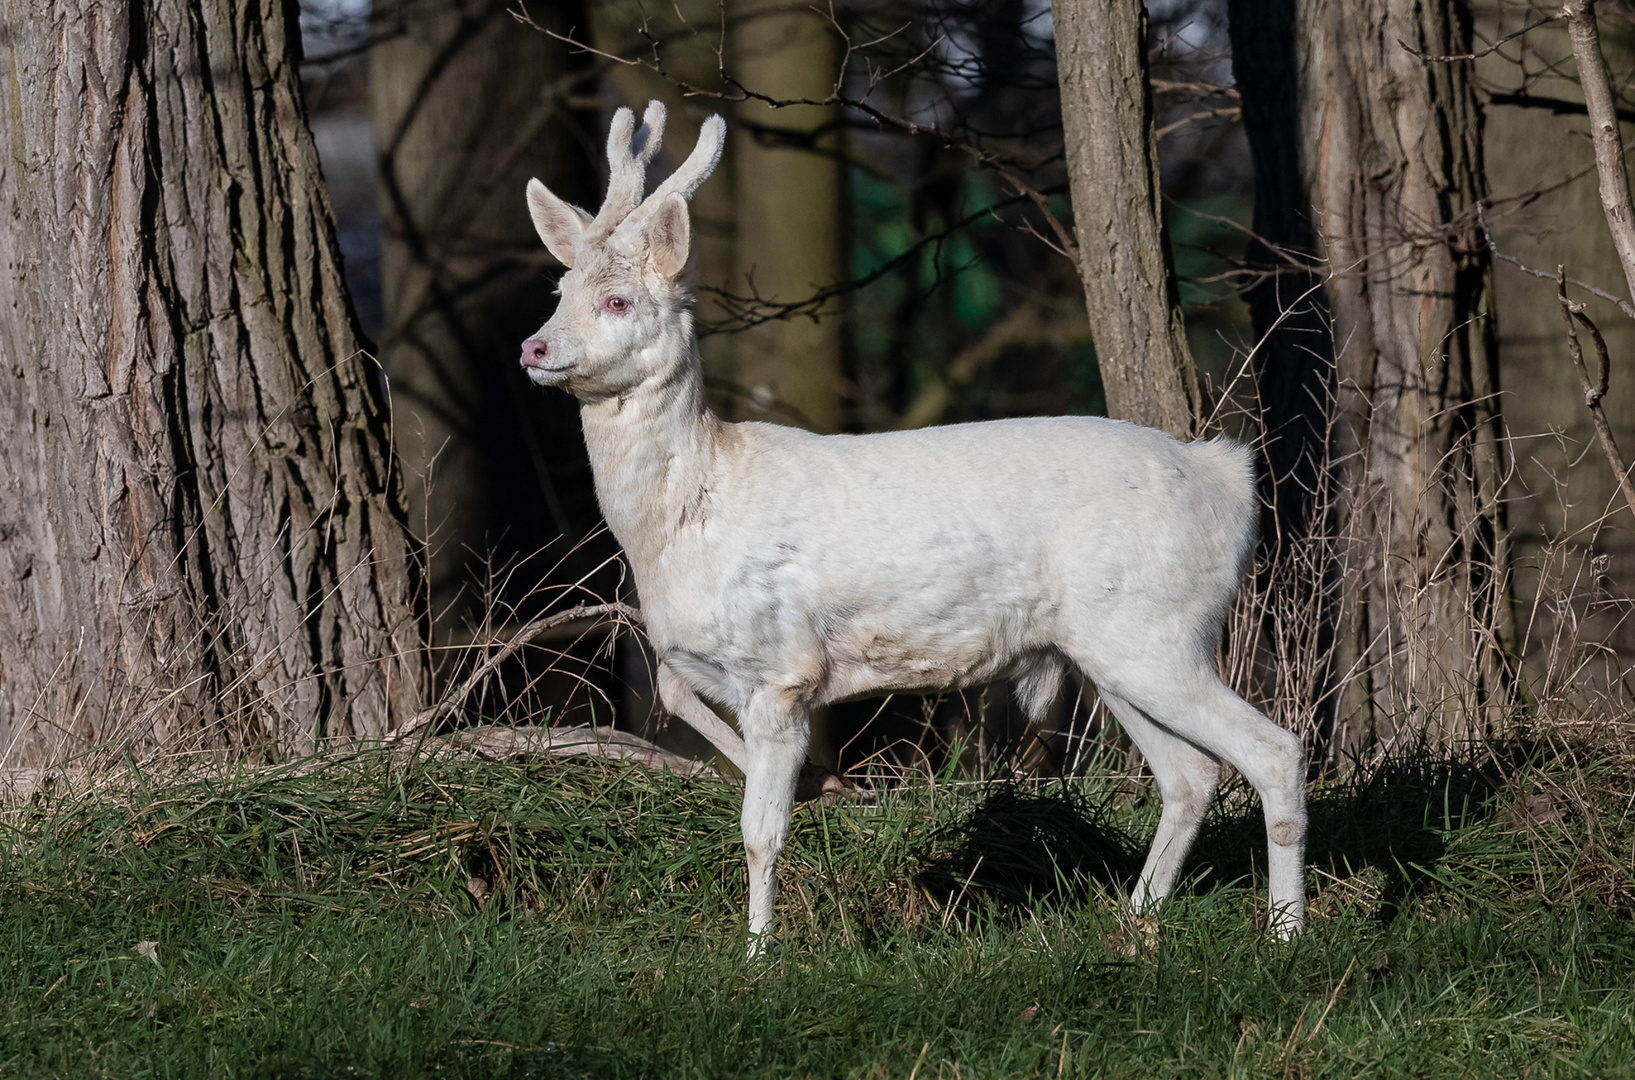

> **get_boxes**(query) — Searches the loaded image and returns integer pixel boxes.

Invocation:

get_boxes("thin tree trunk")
[1238,0,1514,752]
[1564,0,1635,306]
[726,0,847,433]
[372,0,599,627]
[1054,0,1200,439]
[0,0,424,767]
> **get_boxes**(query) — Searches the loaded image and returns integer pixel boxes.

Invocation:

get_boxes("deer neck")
[578,339,721,580]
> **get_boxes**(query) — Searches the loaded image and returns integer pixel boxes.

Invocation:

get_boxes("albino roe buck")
[520,103,1306,951]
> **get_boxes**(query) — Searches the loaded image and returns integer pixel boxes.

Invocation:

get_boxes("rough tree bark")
[0,1,424,766]
[1233,0,1513,751]
[1054,0,1201,439]
[372,0,600,627]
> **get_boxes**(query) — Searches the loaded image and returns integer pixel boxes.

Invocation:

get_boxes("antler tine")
[594,101,668,234]
[643,114,726,208]
[603,106,634,172]
[634,100,666,169]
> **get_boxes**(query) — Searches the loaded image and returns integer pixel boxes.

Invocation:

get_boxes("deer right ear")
[527,179,593,268]
[647,194,692,280]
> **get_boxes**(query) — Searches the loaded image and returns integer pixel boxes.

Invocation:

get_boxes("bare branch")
[1556,266,1635,521]
[1397,13,1563,63]
[1149,78,1240,101]
[890,298,1091,430]
[1563,0,1635,310]
[1155,106,1243,141]
[1476,202,1635,318]
[695,192,1048,334]
[1487,90,1635,128]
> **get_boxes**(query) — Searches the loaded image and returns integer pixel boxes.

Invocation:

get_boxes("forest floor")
[2,736,1633,1079]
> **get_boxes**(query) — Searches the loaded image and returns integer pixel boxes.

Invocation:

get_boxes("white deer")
[520,103,1306,951]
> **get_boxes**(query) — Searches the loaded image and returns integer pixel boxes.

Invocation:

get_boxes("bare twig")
[525,16,1064,211]
[1487,90,1635,128]
[696,192,1048,334]
[1557,266,1635,521]
[1564,0,1635,309]
[1397,13,1562,63]
[1476,202,1635,319]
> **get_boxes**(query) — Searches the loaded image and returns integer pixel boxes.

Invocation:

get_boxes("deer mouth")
[521,360,573,387]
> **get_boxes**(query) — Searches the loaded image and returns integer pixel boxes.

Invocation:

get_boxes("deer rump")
[648,415,1256,719]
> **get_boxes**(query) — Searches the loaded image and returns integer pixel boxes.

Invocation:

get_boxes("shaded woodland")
[2,0,1632,775]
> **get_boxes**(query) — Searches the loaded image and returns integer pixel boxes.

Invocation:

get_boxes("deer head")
[519,102,725,402]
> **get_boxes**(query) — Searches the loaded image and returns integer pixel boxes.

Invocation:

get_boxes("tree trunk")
[1226,0,1341,742]
[726,0,847,433]
[1233,0,1514,753]
[372,0,601,628]
[1054,0,1201,439]
[0,0,424,767]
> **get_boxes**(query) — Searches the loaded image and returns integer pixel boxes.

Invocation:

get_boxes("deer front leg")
[738,692,809,956]
[657,662,750,773]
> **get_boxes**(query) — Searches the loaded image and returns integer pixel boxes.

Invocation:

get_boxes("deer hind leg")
[1098,691,1221,914]
[736,689,810,956]
[1110,671,1307,938]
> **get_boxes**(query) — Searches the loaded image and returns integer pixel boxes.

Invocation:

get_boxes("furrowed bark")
[1237,0,1515,751]
[0,0,424,766]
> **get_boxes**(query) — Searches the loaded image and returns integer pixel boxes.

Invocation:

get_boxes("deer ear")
[647,194,691,280]
[527,179,592,267]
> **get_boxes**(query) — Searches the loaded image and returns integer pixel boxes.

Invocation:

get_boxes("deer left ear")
[647,194,691,280]
[528,179,593,267]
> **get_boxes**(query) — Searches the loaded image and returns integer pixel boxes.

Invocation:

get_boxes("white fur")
[521,103,1307,951]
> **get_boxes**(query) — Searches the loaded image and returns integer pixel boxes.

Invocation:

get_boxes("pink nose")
[521,338,548,367]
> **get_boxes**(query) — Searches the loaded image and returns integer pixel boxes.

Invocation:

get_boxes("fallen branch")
[1557,266,1635,520]
[440,723,715,777]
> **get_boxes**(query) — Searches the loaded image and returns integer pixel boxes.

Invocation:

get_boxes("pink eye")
[602,295,632,315]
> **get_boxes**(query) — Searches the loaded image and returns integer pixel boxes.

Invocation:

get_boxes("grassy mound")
[2,743,1632,1078]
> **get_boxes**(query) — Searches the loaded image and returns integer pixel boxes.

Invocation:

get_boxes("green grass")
[2,744,1633,1079]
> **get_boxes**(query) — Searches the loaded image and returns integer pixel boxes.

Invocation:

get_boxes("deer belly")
[814,608,1042,703]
